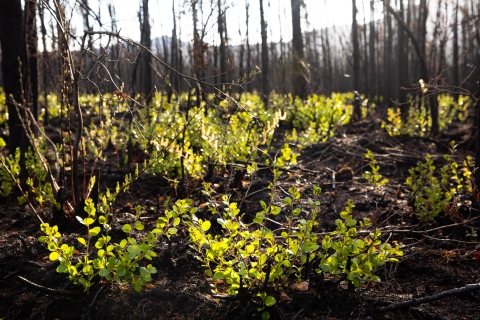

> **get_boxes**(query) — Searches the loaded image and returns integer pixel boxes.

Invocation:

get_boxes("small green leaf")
[149,266,157,274]
[135,220,144,231]
[271,206,281,215]
[264,296,276,307]
[260,200,267,209]
[56,264,67,273]
[284,197,292,205]
[77,237,87,246]
[134,282,142,292]
[213,271,224,280]
[84,217,94,226]
[292,208,301,216]
[89,227,101,237]
[99,269,110,277]
[201,221,211,231]
[49,252,60,261]
[122,224,132,233]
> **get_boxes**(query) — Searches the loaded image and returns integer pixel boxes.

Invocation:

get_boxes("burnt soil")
[1,117,480,320]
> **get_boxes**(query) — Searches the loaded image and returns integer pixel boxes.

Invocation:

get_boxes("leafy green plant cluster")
[0,88,6,126]
[405,141,472,221]
[0,144,56,210]
[4,90,358,184]
[183,170,402,318]
[285,93,353,146]
[362,149,388,187]
[39,174,180,292]
[381,94,472,137]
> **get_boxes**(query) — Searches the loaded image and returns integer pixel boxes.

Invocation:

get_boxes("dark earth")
[1,115,480,320]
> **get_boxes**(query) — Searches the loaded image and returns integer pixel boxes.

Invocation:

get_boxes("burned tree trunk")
[453,0,459,89]
[398,0,408,117]
[290,0,307,99]
[218,0,227,85]
[369,0,376,99]
[24,0,38,120]
[352,0,361,120]
[140,0,153,104]
[259,0,269,105]
[0,0,28,154]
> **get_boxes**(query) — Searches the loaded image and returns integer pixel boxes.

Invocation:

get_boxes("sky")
[64,0,381,48]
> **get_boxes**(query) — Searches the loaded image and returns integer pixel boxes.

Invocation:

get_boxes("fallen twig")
[16,275,76,296]
[376,282,480,312]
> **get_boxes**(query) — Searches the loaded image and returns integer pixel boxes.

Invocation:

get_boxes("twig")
[0,159,44,224]
[0,270,19,282]
[273,305,288,320]
[16,275,76,296]
[292,308,304,320]
[376,282,480,312]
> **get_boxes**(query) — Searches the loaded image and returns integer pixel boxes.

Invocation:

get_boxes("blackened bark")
[259,0,269,105]
[369,0,375,99]
[168,0,178,102]
[362,0,369,95]
[140,0,152,104]
[291,0,307,99]
[245,2,251,92]
[352,0,360,90]
[218,0,227,85]
[453,0,459,88]
[398,0,408,117]
[384,0,393,106]
[39,0,49,125]
[352,0,361,120]
[24,0,38,121]
[0,0,27,154]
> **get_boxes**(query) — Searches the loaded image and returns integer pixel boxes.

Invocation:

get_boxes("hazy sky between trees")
[65,0,384,49]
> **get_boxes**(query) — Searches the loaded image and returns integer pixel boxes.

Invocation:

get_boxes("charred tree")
[453,0,459,89]
[384,0,393,107]
[0,0,28,154]
[352,0,361,120]
[259,0,269,105]
[398,0,408,117]
[24,0,39,120]
[290,0,307,99]
[245,1,252,92]
[218,0,227,85]
[140,0,153,104]
[168,0,178,102]
[39,0,50,125]
[369,0,376,99]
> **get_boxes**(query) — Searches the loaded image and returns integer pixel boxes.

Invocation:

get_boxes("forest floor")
[1,115,480,320]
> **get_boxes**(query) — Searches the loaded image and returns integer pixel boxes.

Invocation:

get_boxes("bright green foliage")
[274,143,298,168]
[285,93,353,146]
[39,182,179,292]
[405,141,472,221]
[316,199,402,287]
[0,89,6,126]
[362,149,388,187]
[406,154,452,221]
[0,146,57,210]
[186,179,402,310]
[9,91,357,183]
[381,94,472,136]
[0,150,22,197]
